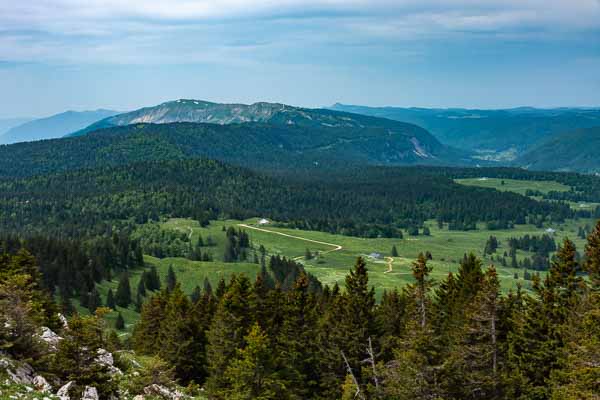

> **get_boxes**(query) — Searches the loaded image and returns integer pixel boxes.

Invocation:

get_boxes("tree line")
[0,159,574,241]
[123,222,599,399]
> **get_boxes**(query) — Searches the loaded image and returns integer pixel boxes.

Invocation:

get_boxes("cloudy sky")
[1,0,599,117]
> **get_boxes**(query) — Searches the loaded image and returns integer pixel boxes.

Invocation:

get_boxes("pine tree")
[585,220,600,289]
[137,277,146,298]
[275,273,320,398]
[190,285,201,303]
[106,288,116,309]
[508,239,583,399]
[411,253,433,328]
[206,275,253,397]
[450,266,504,398]
[88,287,102,312]
[132,289,170,354]
[158,284,207,384]
[115,312,125,330]
[166,265,177,292]
[146,265,161,291]
[115,273,132,308]
[305,248,313,260]
[223,323,285,399]
[391,245,399,257]
[203,277,213,296]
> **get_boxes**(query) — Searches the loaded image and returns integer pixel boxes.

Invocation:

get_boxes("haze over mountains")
[330,104,600,163]
[1,98,599,174]
[0,109,120,144]
[0,100,470,178]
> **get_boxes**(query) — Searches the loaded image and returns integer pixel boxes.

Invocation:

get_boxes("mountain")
[517,126,600,173]
[0,109,120,144]
[70,99,291,135]
[329,104,600,160]
[0,114,470,179]
[0,117,33,137]
[69,100,460,165]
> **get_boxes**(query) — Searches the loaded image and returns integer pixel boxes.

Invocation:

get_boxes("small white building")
[258,218,270,225]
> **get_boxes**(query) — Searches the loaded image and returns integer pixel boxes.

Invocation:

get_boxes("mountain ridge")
[516,126,600,173]
[0,109,120,144]
[329,103,600,159]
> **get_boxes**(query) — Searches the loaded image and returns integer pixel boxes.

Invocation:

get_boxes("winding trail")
[237,223,342,260]
[384,257,394,273]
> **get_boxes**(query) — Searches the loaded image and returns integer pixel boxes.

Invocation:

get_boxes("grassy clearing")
[455,177,570,195]
[86,215,595,333]
[455,177,600,210]
[161,216,595,294]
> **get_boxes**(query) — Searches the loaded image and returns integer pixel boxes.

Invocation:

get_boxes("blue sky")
[1,0,599,118]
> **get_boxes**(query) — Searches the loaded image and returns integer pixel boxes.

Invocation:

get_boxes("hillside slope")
[0,106,472,178]
[517,126,600,173]
[69,99,469,162]
[330,104,600,159]
[0,109,119,144]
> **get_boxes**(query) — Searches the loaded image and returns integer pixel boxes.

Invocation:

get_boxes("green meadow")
[82,175,597,332]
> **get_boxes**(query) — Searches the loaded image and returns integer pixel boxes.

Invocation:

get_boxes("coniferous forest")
[1,226,599,399]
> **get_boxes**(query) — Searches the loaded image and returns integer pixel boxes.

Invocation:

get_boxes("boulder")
[58,313,69,329]
[33,375,52,393]
[56,380,74,400]
[143,384,186,399]
[95,348,122,376]
[0,356,34,385]
[39,327,63,350]
[81,386,99,400]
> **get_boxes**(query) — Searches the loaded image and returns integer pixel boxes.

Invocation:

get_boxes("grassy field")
[161,216,595,294]
[455,177,600,211]
[455,177,570,195]
[84,174,598,333]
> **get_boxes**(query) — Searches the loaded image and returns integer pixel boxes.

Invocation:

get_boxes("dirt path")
[384,257,394,273]
[237,223,343,260]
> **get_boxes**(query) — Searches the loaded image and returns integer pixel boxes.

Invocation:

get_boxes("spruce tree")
[115,273,132,308]
[137,277,146,298]
[206,275,253,397]
[450,266,504,398]
[106,288,116,309]
[158,284,207,384]
[132,289,170,354]
[190,285,201,303]
[203,277,213,296]
[115,312,125,330]
[166,265,177,292]
[508,239,583,399]
[224,323,285,399]
[88,287,102,312]
[391,245,399,257]
[584,220,600,289]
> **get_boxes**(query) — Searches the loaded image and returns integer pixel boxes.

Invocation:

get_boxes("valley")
[79,212,596,336]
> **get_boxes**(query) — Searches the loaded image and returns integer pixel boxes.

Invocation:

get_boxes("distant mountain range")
[0,117,33,137]
[0,100,471,178]
[517,126,600,173]
[329,104,600,161]
[0,109,120,144]
[2,99,598,175]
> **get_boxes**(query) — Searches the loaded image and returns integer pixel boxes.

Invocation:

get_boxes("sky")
[1,0,599,118]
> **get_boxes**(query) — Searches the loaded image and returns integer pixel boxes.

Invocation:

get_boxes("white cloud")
[0,0,598,65]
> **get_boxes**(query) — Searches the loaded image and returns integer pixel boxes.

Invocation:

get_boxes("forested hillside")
[0,160,572,239]
[330,104,600,158]
[2,225,599,399]
[0,120,471,178]
[517,126,600,173]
